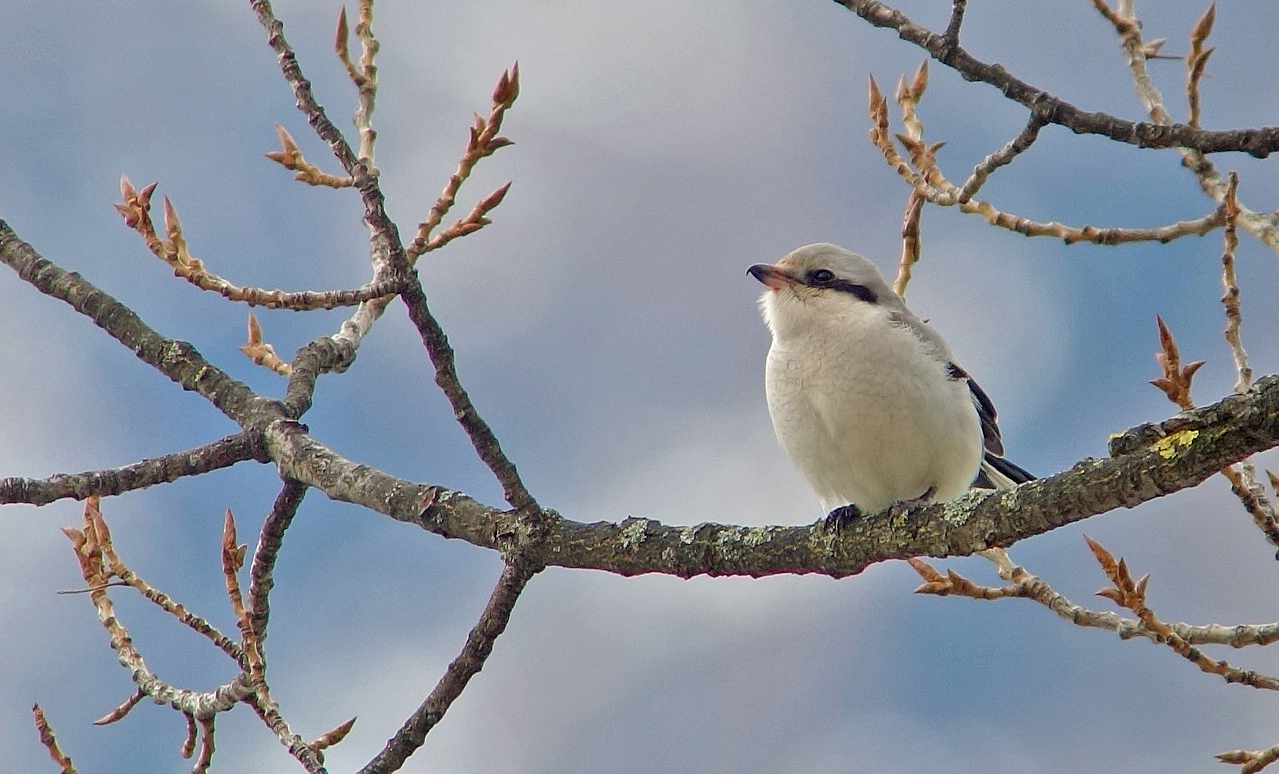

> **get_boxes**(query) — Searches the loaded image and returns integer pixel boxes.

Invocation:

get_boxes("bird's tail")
[974,453,1035,576]
[976,453,1035,490]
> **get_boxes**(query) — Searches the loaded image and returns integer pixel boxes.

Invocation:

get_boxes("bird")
[747,243,1033,541]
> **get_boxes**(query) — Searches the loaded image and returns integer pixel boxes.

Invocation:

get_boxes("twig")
[405,65,519,259]
[837,0,1279,156]
[1187,4,1216,130]
[1085,535,1279,689]
[894,190,924,298]
[1092,0,1279,254]
[357,560,539,774]
[118,178,401,308]
[1150,315,1205,410]
[241,313,292,376]
[61,499,254,732]
[957,114,1048,204]
[1150,265,1279,551]
[247,479,308,650]
[942,0,966,47]
[399,276,539,514]
[866,77,1227,244]
[1219,743,1279,774]
[265,124,355,188]
[93,689,146,726]
[33,704,79,774]
[1219,173,1251,393]
[334,1,380,170]
[192,714,217,773]
[908,557,1279,646]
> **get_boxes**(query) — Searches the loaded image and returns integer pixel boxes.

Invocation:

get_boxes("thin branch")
[1092,0,1279,254]
[1085,535,1279,689]
[33,704,79,774]
[1187,4,1216,130]
[405,65,519,260]
[836,0,1279,156]
[909,557,1279,646]
[357,560,539,774]
[893,190,925,298]
[266,123,355,188]
[118,177,401,308]
[247,479,308,647]
[1219,173,1251,394]
[1219,743,1279,774]
[61,500,255,722]
[942,0,966,47]
[957,114,1048,204]
[399,276,539,514]
[335,1,379,170]
[0,433,265,506]
[866,77,1227,244]
[0,221,269,425]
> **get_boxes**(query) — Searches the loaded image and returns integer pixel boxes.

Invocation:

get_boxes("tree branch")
[834,0,1279,157]
[264,374,1279,579]
[357,560,537,774]
[0,221,270,427]
[0,433,266,506]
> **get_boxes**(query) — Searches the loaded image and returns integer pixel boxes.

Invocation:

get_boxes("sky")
[4,0,1279,772]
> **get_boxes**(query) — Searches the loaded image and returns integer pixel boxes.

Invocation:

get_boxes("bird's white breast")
[764,305,983,514]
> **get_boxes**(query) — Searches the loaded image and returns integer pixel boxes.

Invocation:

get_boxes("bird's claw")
[886,486,936,519]
[823,504,863,532]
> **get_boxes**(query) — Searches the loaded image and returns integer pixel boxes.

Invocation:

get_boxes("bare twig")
[119,177,403,308]
[1150,311,1279,550]
[357,560,539,774]
[33,704,79,774]
[61,499,254,743]
[866,77,1226,244]
[1092,0,1279,254]
[838,0,1279,156]
[93,689,146,726]
[1187,4,1216,129]
[1219,173,1251,393]
[399,277,540,514]
[1150,315,1205,410]
[909,557,1279,646]
[335,0,379,170]
[1085,535,1279,689]
[894,190,925,298]
[311,717,358,764]
[1219,743,1279,774]
[265,124,355,188]
[405,65,519,259]
[957,114,1048,204]
[241,313,293,376]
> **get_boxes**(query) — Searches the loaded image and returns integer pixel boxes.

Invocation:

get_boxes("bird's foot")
[823,504,863,532]
[886,487,937,519]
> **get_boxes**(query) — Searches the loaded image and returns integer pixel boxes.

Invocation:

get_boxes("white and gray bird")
[748,243,1032,531]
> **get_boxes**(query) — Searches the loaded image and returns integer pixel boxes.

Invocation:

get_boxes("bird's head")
[748,243,897,338]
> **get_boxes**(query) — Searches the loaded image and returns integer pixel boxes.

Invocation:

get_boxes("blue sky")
[4,1,1279,772]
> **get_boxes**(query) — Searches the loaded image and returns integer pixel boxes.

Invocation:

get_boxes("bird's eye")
[808,269,836,285]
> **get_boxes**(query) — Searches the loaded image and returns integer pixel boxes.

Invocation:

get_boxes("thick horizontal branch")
[0,434,266,506]
[269,375,1279,579]
[835,0,1279,157]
